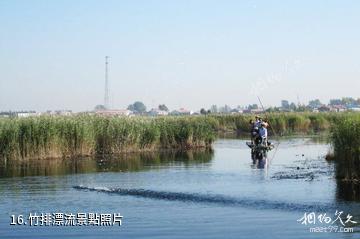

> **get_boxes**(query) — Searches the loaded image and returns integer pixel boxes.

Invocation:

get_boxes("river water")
[0,137,359,238]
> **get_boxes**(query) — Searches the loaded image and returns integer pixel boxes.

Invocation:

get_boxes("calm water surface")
[0,137,359,239]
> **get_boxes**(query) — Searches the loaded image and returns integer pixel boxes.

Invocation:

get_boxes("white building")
[148,109,169,116]
[96,109,133,117]
[17,112,39,118]
[54,110,73,116]
[349,107,360,112]
[250,109,264,114]
[171,108,193,115]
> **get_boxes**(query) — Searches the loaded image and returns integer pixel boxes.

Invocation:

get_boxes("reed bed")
[0,112,357,160]
[330,114,360,154]
[329,114,360,182]
[0,116,216,160]
[209,112,345,135]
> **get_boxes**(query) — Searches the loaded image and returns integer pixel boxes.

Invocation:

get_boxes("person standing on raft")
[258,122,268,146]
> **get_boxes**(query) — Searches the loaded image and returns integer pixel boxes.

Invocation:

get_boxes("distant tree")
[224,105,231,113]
[207,109,211,114]
[296,105,307,112]
[219,105,231,113]
[248,104,258,110]
[210,105,218,113]
[127,101,146,113]
[289,102,297,111]
[329,99,342,106]
[281,100,290,109]
[200,108,207,115]
[94,104,107,111]
[266,107,280,113]
[158,104,169,111]
[341,97,356,106]
[266,107,274,113]
[308,99,322,108]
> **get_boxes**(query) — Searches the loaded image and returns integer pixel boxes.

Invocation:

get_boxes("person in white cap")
[255,115,262,128]
[258,122,268,146]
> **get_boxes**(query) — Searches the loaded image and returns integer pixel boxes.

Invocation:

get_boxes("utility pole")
[104,56,110,109]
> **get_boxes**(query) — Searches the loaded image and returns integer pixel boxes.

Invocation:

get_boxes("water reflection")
[336,181,360,202]
[0,150,214,178]
[251,158,268,169]
[250,148,269,169]
[334,152,360,202]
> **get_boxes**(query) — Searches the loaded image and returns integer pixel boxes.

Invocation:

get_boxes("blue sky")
[0,0,359,111]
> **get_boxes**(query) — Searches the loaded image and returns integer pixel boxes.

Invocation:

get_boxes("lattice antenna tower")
[104,56,110,109]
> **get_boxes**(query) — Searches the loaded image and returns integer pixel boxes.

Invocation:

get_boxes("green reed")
[0,115,217,160]
[330,114,360,154]
[329,113,360,182]
[209,112,345,135]
[0,112,356,160]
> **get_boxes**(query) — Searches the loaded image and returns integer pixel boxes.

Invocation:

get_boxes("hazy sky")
[1,0,359,112]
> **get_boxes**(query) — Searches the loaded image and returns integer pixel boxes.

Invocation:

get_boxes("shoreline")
[1,112,357,161]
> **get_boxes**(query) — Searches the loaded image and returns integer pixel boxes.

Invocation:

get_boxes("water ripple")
[73,185,338,212]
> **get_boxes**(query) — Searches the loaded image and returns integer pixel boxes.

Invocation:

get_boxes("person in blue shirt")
[258,122,268,146]
[255,115,262,128]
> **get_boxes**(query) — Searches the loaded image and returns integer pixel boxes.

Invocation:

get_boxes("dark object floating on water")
[325,153,335,161]
[272,171,317,180]
[246,142,274,151]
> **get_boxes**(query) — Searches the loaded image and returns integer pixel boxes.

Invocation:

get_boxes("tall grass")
[0,115,217,160]
[0,112,356,160]
[330,114,360,181]
[330,114,360,153]
[209,112,344,135]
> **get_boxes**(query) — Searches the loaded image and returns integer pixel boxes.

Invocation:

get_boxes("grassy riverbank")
[0,112,358,160]
[210,112,349,135]
[0,116,217,160]
[330,114,360,182]
[330,114,360,154]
